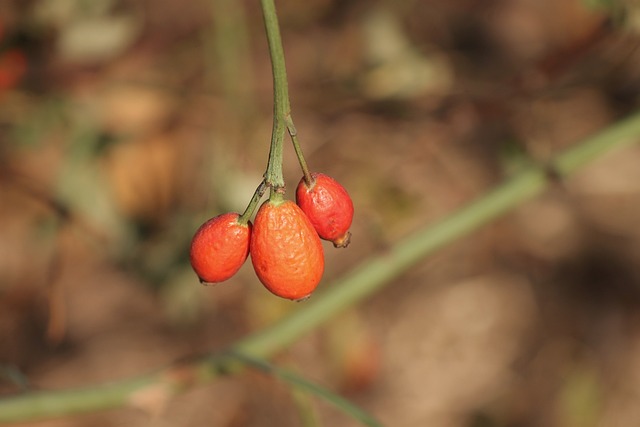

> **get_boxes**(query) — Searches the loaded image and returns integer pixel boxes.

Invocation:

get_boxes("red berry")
[250,199,324,301]
[296,173,354,248]
[190,213,251,284]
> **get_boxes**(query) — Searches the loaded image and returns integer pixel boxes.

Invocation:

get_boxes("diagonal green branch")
[227,352,384,427]
[1,110,640,423]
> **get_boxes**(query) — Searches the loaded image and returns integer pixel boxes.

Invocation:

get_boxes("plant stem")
[1,111,640,423]
[286,114,314,187]
[261,0,313,192]
[228,352,383,427]
[261,0,290,194]
[238,181,267,224]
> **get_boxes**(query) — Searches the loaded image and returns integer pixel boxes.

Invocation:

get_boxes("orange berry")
[250,199,324,300]
[190,213,251,284]
[296,173,354,248]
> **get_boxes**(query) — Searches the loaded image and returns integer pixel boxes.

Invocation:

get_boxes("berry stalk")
[238,180,267,225]
[285,114,314,187]
[260,0,290,198]
[260,0,314,194]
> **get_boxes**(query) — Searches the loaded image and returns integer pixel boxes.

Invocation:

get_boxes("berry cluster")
[190,173,353,301]
[190,0,354,301]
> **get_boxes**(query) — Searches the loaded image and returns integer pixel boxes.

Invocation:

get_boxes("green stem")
[0,375,159,423]
[261,0,290,193]
[1,110,640,423]
[227,352,383,427]
[238,181,267,224]
[286,114,314,187]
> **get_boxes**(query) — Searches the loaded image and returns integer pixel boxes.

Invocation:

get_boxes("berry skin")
[296,173,354,248]
[190,213,251,284]
[250,199,324,301]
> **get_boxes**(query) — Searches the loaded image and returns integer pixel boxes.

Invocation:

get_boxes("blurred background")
[2,0,640,426]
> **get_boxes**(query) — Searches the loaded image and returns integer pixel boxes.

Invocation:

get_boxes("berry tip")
[294,294,312,302]
[199,278,219,286]
[332,231,352,248]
